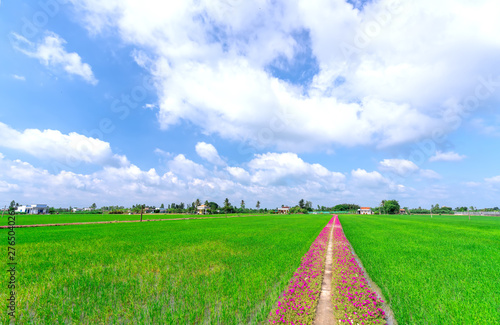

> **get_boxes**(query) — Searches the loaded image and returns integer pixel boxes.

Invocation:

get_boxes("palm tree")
[256,201,260,209]
[380,200,386,214]
[224,198,231,215]
[195,198,201,207]
[240,200,245,209]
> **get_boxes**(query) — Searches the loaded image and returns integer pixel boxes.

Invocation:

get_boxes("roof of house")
[360,207,371,209]
[197,205,209,208]
[278,206,290,209]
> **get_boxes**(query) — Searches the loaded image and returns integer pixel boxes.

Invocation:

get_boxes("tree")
[383,200,400,214]
[299,199,305,209]
[90,203,97,210]
[9,200,16,209]
[380,200,386,214]
[204,200,209,206]
[240,200,245,209]
[208,202,219,213]
[256,201,260,209]
[195,198,201,207]
[160,203,164,209]
[140,204,145,222]
[224,198,231,214]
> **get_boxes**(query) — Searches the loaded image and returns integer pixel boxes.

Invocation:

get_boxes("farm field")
[1,214,331,324]
[338,214,500,324]
[0,212,257,226]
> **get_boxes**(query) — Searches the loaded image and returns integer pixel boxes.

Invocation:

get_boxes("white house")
[197,204,210,215]
[16,204,49,214]
[72,207,83,212]
[278,206,290,214]
[357,207,373,215]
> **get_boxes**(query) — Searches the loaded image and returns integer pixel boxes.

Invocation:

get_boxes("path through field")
[313,220,336,325]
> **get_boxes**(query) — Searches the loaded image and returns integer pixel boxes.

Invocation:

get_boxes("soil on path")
[313,221,336,325]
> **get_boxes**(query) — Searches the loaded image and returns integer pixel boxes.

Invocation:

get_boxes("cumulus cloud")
[0,122,128,167]
[379,159,419,176]
[429,151,466,162]
[471,118,500,137]
[247,152,345,189]
[67,0,500,150]
[12,74,25,81]
[0,147,350,208]
[351,168,390,188]
[485,175,500,183]
[11,32,97,85]
[195,142,225,166]
[419,169,442,180]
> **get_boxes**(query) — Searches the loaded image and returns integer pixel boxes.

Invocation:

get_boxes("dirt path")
[0,214,255,229]
[313,221,336,325]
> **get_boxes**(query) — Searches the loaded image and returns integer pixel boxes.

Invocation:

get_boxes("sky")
[0,0,499,209]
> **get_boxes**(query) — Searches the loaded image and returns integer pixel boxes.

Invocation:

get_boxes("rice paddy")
[0,212,249,226]
[338,214,500,324]
[0,214,331,324]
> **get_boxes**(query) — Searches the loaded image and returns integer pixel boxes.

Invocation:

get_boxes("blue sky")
[0,0,499,209]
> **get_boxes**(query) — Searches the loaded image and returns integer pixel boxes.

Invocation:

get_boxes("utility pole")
[430,206,433,218]
[1,205,5,218]
[140,205,144,222]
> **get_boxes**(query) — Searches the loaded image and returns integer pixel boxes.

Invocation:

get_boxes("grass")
[0,212,259,226]
[1,214,331,324]
[338,214,500,324]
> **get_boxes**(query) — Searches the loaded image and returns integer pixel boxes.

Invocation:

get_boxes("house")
[157,208,166,214]
[357,207,373,215]
[278,206,290,214]
[72,207,83,212]
[399,208,406,214]
[16,204,49,214]
[197,204,210,215]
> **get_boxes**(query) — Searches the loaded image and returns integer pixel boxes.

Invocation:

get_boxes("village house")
[357,207,373,215]
[16,204,49,215]
[197,204,210,215]
[278,206,290,214]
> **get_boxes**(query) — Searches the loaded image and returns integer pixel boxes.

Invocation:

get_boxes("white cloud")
[12,74,25,81]
[226,166,251,183]
[429,151,466,162]
[247,152,345,189]
[351,168,390,188]
[68,0,500,150]
[471,118,500,137]
[419,169,442,180]
[195,142,225,166]
[485,175,500,183]
[11,32,97,85]
[0,122,128,167]
[167,154,207,179]
[379,159,419,176]
[0,147,350,208]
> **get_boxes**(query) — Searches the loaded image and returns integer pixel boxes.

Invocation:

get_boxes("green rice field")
[1,214,331,324]
[0,212,250,226]
[338,214,500,324]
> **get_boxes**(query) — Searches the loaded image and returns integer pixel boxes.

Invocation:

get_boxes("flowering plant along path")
[268,215,392,325]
